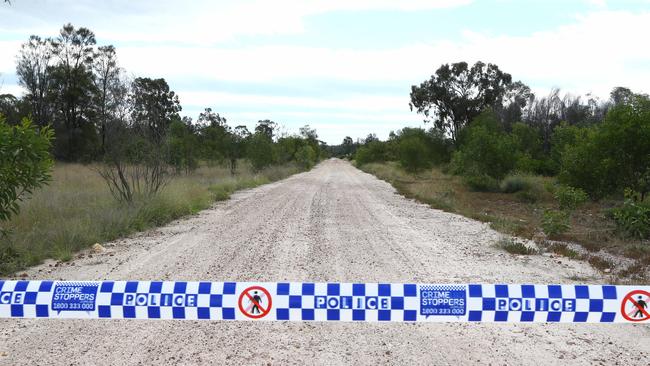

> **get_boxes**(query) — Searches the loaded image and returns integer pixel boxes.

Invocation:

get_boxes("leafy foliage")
[450,110,517,181]
[500,173,532,193]
[541,209,570,237]
[610,199,650,239]
[247,132,275,172]
[497,238,537,255]
[554,185,588,210]
[463,174,500,192]
[398,136,430,172]
[355,140,390,166]
[0,116,54,227]
[409,61,518,143]
[559,94,650,199]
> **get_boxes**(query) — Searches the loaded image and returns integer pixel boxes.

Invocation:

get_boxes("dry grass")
[0,161,301,274]
[360,162,649,276]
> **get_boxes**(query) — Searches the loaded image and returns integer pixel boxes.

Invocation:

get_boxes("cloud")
[115,9,650,99]
[0,0,472,45]
[2,3,650,143]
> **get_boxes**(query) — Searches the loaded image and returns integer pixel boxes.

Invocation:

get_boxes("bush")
[497,238,537,255]
[398,136,430,172]
[464,174,499,192]
[515,189,539,204]
[559,95,650,199]
[0,117,54,228]
[500,173,532,193]
[554,185,588,210]
[548,243,580,259]
[610,199,650,239]
[247,132,275,172]
[450,110,517,180]
[295,145,317,169]
[541,209,570,237]
[355,140,389,166]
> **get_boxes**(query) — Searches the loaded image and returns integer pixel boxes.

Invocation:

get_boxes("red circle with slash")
[238,285,272,319]
[621,289,650,322]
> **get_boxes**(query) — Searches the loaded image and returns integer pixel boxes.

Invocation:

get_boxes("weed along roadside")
[357,162,648,282]
[0,162,306,276]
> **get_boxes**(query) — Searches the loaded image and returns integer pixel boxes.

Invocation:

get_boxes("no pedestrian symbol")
[621,290,650,322]
[238,286,272,319]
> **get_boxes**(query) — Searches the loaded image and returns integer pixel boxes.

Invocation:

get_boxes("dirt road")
[1,159,648,365]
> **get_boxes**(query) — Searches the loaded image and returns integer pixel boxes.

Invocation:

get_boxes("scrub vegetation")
[340,61,650,278]
[0,24,325,274]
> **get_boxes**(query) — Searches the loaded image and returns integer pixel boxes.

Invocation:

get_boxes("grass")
[496,238,538,255]
[359,161,650,278]
[0,161,302,275]
[548,243,580,259]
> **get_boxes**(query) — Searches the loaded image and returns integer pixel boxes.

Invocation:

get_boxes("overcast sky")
[1,0,649,144]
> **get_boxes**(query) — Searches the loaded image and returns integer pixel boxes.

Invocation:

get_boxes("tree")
[16,35,54,127]
[49,24,98,160]
[398,136,430,172]
[255,119,276,140]
[299,125,318,141]
[496,81,533,131]
[226,125,250,175]
[410,61,516,143]
[0,94,28,125]
[247,132,274,172]
[355,140,389,166]
[197,107,227,128]
[295,145,317,169]
[93,45,123,153]
[0,116,54,233]
[559,93,650,199]
[167,118,199,174]
[130,77,181,143]
[364,133,378,144]
[98,118,171,203]
[610,87,635,106]
[197,108,229,164]
[342,136,354,156]
[450,109,517,180]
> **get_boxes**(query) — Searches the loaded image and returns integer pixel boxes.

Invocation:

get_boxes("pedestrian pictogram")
[621,290,650,322]
[238,285,272,319]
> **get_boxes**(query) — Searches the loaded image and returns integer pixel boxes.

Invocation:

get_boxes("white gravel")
[1,159,648,365]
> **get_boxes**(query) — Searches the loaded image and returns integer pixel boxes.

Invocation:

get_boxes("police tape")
[1,280,649,323]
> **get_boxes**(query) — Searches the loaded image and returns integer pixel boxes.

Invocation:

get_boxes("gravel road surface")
[1,159,648,365]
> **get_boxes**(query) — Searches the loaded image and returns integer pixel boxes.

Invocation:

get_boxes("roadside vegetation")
[0,162,300,275]
[0,24,326,274]
[339,61,650,279]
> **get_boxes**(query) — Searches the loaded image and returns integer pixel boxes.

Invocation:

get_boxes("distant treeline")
[332,61,649,203]
[0,23,326,172]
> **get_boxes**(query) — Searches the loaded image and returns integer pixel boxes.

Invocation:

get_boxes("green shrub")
[450,110,517,180]
[500,173,532,193]
[464,174,500,192]
[587,255,614,272]
[497,238,537,255]
[398,136,430,172]
[548,243,580,259]
[355,140,389,166]
[247,133,275,172]
[541,209,570,237]
[559,95,650,199]
[1,117,54,229]
[610,199,650,239]
[515,189,539,204]
[295,145,317,169]
[554,185,588,210]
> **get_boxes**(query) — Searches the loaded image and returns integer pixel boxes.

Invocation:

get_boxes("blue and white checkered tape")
[1,280,649,323]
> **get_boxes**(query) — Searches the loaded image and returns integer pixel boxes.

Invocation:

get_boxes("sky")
[1,0,650,144]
